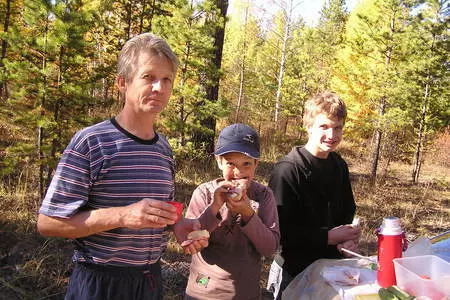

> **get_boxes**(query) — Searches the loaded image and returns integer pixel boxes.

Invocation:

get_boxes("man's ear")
[116,76,126,92]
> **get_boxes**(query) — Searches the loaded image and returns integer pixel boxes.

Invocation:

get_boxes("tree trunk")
[412,29,437,183]
[369,14,395,185]
[235,2,249,123]
[45,46,64,190]
[0,0,12,100]
[139,0,146,33]
[125,1,132,40]
[274,0,294,130]
[194,0,228,155]
[143,0,156,33]
[369,98,385,185]
[412,75,430,183]
[178,42,191,146]
[38,12,50,200]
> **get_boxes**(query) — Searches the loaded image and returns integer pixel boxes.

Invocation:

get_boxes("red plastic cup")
[167,201,183,221]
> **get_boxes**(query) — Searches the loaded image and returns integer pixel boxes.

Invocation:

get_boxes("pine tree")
[404,0,449,182]
[316,0,349,91]
[194,0,229,154]
[221,0,266,126]
[0,0,98,196]
[154,0,228,157]
[332,0,416,184]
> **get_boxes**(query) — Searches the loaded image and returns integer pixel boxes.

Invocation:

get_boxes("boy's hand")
[213,181,254,223]
[211,180,241,214]
[211,181,233,213]
[328,224,361,245]
[226,192,254,222]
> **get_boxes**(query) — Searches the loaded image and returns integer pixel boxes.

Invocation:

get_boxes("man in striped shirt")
[37,33,207,300]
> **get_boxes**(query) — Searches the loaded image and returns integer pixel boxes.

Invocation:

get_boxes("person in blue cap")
[183,123,280,300]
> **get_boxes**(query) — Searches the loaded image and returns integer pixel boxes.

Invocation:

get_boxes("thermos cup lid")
[380,216,403,235]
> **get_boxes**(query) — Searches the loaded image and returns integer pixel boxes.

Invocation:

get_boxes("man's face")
[216,152,258,187]
[306,113,344,158]
[120,52,174,115]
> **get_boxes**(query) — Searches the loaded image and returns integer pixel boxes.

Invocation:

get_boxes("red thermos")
[377,217,406,287]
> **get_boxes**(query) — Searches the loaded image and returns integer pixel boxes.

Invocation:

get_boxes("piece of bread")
[187,229,210,240]
[228,186,242,199]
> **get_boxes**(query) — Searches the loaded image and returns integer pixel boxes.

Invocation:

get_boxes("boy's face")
[216,152,259,187]
[306,113,344,158]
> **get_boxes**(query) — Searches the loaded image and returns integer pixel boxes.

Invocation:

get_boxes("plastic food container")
[393,255,450,300]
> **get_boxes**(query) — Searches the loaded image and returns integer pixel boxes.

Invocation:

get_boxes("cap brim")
[214,143,260,159]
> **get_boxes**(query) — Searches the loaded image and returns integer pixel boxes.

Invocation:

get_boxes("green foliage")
[0,0,448,189]
[168,138,207,162]
[221,0,273,126]
[154,0,227,148]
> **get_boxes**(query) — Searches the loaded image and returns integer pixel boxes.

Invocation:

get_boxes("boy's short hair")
[303,91,347,128]
[214,124,260,159]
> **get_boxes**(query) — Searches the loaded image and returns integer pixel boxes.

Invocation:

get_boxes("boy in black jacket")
[268,91,361,299]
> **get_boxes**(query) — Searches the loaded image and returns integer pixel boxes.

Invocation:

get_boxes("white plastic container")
[393,255,450,300]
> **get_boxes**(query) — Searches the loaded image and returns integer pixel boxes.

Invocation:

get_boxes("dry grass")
[0,144,448,300]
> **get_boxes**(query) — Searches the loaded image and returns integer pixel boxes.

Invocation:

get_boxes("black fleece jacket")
[268,146,356,276]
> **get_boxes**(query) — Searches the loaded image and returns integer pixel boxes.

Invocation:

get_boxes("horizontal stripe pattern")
[39,119,175,266]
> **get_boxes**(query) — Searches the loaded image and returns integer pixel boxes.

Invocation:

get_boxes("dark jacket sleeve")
[334,154,356,225]
[342,161,356,224]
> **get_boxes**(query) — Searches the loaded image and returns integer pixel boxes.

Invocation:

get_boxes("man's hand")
[119,198,178,229]
[328,224,361,245]
[173,218,209,255]
[337,239,359,257]
[37,198,179,239]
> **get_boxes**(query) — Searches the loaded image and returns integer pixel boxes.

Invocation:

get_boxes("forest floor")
[0,143,449,300]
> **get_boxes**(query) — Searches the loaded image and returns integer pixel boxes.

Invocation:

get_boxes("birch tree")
[221,0,264,125]
[272,0,299,130]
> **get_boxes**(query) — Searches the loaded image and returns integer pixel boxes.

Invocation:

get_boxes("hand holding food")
[228,186,243,200]
[173,218,208,254]
[187,229,210,240]
[181,229,210,247]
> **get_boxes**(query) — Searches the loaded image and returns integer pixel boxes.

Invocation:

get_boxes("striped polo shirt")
[39,118,175,267]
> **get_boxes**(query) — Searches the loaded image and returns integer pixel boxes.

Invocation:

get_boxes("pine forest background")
[0,0,449,299]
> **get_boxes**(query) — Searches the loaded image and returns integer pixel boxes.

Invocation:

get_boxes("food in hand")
[228,186,243,199]
[352,217,360,227]
[181,229,210,247]
[187,229,210,240]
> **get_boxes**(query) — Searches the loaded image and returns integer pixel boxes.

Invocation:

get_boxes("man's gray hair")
[117,33,179,82]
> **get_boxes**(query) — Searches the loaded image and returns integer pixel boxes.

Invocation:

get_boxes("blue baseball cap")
[214,123,260,159]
